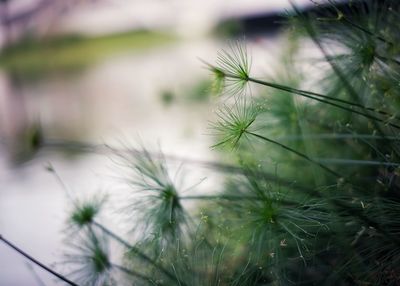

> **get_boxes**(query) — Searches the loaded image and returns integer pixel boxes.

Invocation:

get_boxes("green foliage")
[27,1,399,285]
[187,80,214,102]
[213,19,244,38]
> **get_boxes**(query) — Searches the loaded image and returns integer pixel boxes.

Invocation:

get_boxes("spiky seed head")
[121,147,187,247]
[69,197,105,228]
[216,41,250,80]
[214,41,251,95]
[63,231,113,286]
[211,99,259,149]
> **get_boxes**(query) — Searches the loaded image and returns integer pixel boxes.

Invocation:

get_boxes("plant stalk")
[0,235,78,286]
[245,131,342,178]
[245,76,400,129]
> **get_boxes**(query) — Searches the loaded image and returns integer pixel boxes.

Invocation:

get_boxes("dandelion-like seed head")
[203,41,251,96]
[216,41,250,80]
[218,42,250,95]
[69,196,105,229]
[63,231,113,286]
[122,147,187,246]
[211,99,259,149]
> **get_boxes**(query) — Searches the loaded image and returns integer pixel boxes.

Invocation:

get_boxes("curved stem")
[245,131,342,178]
[0,235,78,286]
[313,158,400,167]
[275,133,400,141]
[248,77,381,115]
[245,76,400,129]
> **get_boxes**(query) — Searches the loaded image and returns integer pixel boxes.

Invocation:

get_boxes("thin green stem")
[275,134,400,141]
[245,76,400,129]
[245,131,342,178]
[248,77,379,115]
[220,65,398,123]
[0,235,78,286]
[91,221,185,286]
[314,158,399,167]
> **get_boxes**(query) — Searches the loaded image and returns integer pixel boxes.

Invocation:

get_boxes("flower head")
[63,231,114,286]
[211,98,259,149]
[216,41,250,80]
[204,41,251,96]
[69,196,106,229]
[120,147,188,249]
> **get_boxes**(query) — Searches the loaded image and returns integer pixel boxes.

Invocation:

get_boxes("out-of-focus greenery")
[0,30,175,78]
[159,80,214,106]
[186,79,214,102]
[160,90,176,106]
[213,19,244,37]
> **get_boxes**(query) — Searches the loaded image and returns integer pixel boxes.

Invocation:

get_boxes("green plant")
[2,1,400,285]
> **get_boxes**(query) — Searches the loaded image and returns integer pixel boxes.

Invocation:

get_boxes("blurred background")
[0,0,313,284]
